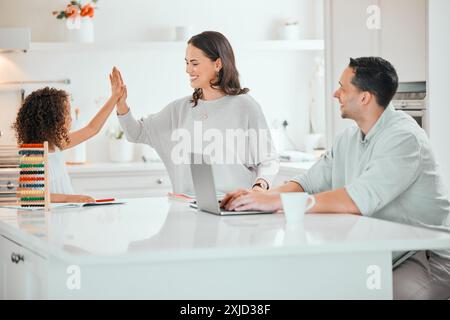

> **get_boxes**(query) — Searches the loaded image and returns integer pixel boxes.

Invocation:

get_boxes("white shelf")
[30,40,324,52]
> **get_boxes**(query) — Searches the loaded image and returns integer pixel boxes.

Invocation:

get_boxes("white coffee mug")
[281,192,316,223]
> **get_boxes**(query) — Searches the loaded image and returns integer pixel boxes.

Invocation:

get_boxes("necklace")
[201,109,208,120]
[196,104,208,121]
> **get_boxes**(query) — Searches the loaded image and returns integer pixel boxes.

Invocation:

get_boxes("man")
[221,57,450,300]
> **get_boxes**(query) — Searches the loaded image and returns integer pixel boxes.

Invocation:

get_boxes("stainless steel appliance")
[391,81,427,133]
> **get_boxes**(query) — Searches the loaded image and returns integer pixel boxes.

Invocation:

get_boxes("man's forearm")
[309,188,361,215]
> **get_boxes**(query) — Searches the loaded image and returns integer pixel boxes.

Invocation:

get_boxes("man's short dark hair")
[348,57,398,108]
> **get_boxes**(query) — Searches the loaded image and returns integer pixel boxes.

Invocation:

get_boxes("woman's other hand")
[118,84,127,106]
[114,67,130,115]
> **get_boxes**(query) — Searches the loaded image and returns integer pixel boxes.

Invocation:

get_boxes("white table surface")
[2,198,450,299]
[1,197,449,265]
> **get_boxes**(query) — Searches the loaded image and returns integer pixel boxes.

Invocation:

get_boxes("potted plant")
[52,0,99,43]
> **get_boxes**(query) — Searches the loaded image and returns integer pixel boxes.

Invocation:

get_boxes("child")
[12,67,125,203]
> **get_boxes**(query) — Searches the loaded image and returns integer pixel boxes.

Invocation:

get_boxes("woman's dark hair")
[348,57,398,108]
[12,87,71,148]
[188,31,249,107]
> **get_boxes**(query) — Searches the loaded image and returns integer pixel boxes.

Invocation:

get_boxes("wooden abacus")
[0,142,50,211]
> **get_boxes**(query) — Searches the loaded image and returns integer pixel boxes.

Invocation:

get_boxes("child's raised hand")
[65,66,127,150]
[110,66,125,101]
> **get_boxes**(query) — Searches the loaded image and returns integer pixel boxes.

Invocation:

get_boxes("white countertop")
[1,198,449,265]
[66,161,316,175]
[66,161,167,174]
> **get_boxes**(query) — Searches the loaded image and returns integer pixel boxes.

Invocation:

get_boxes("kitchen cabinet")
[68,163,172,199]
[326,0,426,81]
[428,0,450,191]
[324,0,427,138]
[379,0,426,82]
[0,235,47,299]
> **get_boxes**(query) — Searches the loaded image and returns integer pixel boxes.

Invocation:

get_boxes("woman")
[115,31,278,195]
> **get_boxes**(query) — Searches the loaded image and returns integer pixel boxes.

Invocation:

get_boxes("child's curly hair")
[12,87,71,148]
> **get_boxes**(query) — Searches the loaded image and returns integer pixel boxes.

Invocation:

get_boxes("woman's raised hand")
[118,85,127,105]
[116,68,127,106]
[113,67,130,115]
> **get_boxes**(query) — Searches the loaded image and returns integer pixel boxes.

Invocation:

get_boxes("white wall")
[0,0,324,162]
[428,0,450,189]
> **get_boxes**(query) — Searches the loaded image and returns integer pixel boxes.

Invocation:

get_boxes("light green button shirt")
[292,105,450,260]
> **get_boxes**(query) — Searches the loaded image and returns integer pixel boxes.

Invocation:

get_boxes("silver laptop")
[189,153,275,215]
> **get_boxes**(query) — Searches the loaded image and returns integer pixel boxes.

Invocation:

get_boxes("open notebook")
[0,199,125,211]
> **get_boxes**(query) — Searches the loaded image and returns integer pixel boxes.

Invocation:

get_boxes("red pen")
[95,198,115,203]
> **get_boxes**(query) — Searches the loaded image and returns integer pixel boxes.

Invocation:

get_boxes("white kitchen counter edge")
[66,161,316,175]
[1,211,450,266]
